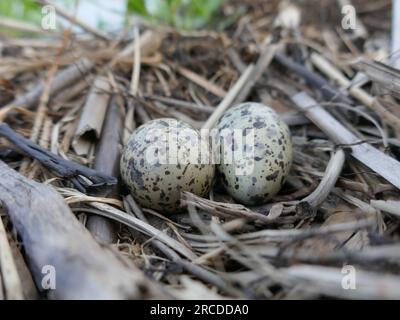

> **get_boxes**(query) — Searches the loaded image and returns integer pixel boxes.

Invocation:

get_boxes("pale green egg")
[120,118,215,213]
[216,103,293,205]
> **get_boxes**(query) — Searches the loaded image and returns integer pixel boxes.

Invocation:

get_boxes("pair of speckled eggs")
[120,103,293,213]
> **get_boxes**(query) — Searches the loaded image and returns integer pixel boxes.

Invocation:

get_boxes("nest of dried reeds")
[1,0,400,300]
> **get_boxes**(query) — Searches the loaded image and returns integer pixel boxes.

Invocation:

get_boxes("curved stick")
[302,149,345,207]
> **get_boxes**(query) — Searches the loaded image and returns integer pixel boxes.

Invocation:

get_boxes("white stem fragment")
[291,92,400,190]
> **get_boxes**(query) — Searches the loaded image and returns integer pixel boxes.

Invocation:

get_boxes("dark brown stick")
[0,123,116,192]
[0,161,165,299]
[274,53,354,105]
[86,96,123,244]
[4,58,94,110]
[233,44,277,105]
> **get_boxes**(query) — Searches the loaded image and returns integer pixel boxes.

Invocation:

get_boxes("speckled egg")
[120,118,215,213]
[216,102,292,205]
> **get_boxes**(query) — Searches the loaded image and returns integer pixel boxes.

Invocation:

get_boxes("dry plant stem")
[154,240,237,295]
[144,95,214,114]
[274,53,353,105]
[73,76,112,156]
[310,53,374,105]
[187,219,374,248]
[0,215,24,300]
[301,149,345,207]
[177,66,227,98]
[122,27,141,144]
[123,100,136,145]
[334,189,376,215]
[0,124,116,191]
[36,0,110,41]
[285,264,400,299]
[370,200,400,217]
[0,16,48,34]
[262,243,400,264]
[21,32,69,176]
[1,38,61,49]
[27,118,53,180]
[0,161,165,299]
[130,26,141,96]
[311,53,400,130]
[74,77,111,138]
[291,92,400,190]
[227,48,247,73]
[392,0,400,69]
[182,192,278,224]
[233,44,277,104]
[354,59,400,99]
[209,222,292,287]
[202,64,255,130]
[281,112,310,126]
[94,99,123,172]
[51,79,90,104]
[125,197,236,295]
[86,97,123,244]
[5,58,94,110]
[136,104,151,122]
[69,198,198,261]
[110,30,164,68]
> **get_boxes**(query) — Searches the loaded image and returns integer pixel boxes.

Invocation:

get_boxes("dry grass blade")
[185,218,374,245]
[90,202,198,261]
[73,76,112,156]
[182,191,278,224]
[354,59,400,99]
[58,188,197,261]
[302,149,345,207]
[177,66,227,99]
[285,265,400,299]
[0,214,24,300]
[0,16,48,34]
[291,92,400,190]
[202,64,255,129]
[370,200,400,217]
[392,0,400,68]
[233,43,278,104]
[6,58,94,109]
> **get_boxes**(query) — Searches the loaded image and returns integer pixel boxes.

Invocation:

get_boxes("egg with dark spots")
[216,102,292,205]
[120,118,215,213]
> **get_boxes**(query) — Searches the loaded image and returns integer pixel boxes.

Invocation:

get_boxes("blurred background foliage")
[0,0,226,31]
[0,0,42,23]
[128,0,225,29]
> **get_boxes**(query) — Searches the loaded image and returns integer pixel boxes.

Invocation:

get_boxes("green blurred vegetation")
[0,0,42,23]
[0,0,225,31]
[128,0,225,30]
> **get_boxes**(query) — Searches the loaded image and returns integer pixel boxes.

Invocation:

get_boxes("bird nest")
[0,0,400,300]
